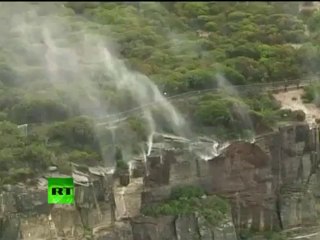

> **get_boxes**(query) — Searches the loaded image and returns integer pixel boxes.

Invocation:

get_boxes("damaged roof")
[88,166,114,176]
[72,170,90,186]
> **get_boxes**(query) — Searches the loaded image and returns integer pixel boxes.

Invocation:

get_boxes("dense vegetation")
[0,2,320,182]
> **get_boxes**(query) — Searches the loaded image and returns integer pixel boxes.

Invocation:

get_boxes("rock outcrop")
[139,123,320,238]
[1,123,320,239]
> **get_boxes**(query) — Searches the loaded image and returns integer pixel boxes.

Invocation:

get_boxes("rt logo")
[47,178,75,204]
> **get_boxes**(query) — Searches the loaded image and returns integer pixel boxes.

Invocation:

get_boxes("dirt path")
[273,89,320,126]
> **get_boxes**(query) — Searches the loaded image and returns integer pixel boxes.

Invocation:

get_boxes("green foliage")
[293,110,306,122]
[0,62,17,86]
[226,43,261,60]
[20,143,52,169]
[296,44,320,74]
[115,146,123,161]
[141,186,229,225]
[10,98,69,124]
[228,11,252,22]
[2,168,34,184]
[126,116,148,141]
[116,159,129,171]
[263,231,286,240]
[79,2,306,89]
[170,185,206,199]
[47,116,97,151]
[0,111,7,121]
[245,93,280,111]
[191,90,297,139]
[302,84,320,106]
[0,2,317,184]
[239,229,286,240]
[225,57,268,83]
[219,66,246,85]
[185,69,217,90]
[195,94,234,126]
[0,121,52,183]
[113,145,129,172]
[65,150,100,165]
[307,11,320,32]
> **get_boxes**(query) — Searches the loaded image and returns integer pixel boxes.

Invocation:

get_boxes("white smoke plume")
[1,3,188,167]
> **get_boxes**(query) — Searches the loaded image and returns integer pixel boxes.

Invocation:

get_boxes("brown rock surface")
[1,124,320,239]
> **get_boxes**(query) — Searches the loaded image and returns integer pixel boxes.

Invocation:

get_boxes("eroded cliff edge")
[1,123,320,240]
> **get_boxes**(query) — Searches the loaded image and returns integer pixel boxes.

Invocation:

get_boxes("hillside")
[0,2,319,183]
[3,2,320,240]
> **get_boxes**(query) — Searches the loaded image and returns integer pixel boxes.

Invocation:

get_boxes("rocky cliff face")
[1,123,320,240]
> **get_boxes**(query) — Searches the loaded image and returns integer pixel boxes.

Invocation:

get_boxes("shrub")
[10,98,69,124]
[47,116,97,151]
[20,144,52,170]
[116,159,129,171]
[263,231,286,240]
[0,112,7,121]
[293,110,306,122]
[170,185,205,199]
[302,84,320,106]
[66,150,100,165]
[195,96,233,126]
[7,168,34,183]
[127,116,148,141]
[141,186,229,225]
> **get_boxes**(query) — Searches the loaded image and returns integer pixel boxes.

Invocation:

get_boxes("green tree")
[10,98,69,124]
[184,69,217,90]
[47,116,96,151]
[226,43,261,60]
[307,11,320,32]
[195,95,233,126]
[219,66,246,85]
[20,144,51,169]
[225,57,268,83]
